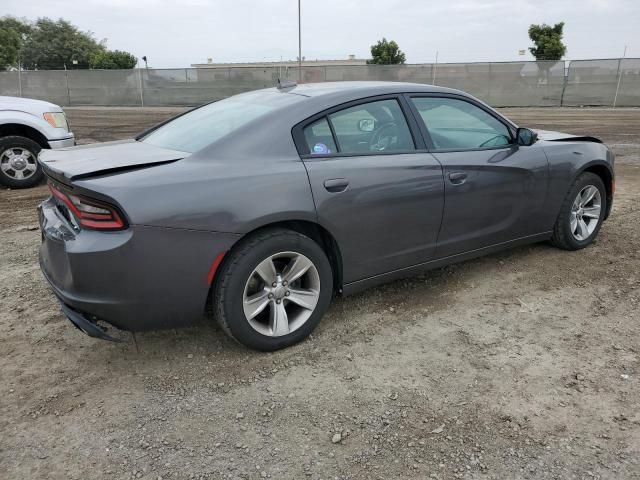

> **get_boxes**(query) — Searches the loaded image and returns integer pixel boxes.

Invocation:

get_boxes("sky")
[3,0,639,68]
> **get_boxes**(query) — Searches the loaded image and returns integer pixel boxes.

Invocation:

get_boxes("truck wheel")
[0,136,44,189]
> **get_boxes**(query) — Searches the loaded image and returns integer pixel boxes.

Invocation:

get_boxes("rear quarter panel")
[73,153,318,234]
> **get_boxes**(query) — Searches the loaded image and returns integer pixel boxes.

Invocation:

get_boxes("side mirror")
[358,118,376,132]
[516,127,538,146]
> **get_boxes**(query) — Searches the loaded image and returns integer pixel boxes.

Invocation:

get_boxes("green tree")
[367,38,406,65]
[90,50,137,69]
[20,18,105,69]
[0,27,21,69]
[528,22,567,61]
[0,16,32,69]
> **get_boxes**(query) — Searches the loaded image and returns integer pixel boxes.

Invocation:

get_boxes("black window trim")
[292,93,427,160]
[326,115,342,153]
[404,93,519,153]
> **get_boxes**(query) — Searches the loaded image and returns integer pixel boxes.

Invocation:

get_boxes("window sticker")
[312,143,331,154]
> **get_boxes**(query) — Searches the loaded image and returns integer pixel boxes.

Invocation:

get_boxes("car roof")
[280,81,464,98]
[249,81,477,127]
[193,81,510,161]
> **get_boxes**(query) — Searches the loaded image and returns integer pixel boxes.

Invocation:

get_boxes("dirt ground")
[1,107,639,480]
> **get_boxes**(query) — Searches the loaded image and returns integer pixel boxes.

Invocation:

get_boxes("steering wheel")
[369,122,398,151]
[479,135,509,148]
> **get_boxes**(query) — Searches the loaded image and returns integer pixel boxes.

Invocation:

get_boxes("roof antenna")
[277,78,297,90]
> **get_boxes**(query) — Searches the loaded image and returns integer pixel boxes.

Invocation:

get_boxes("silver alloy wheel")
[570,185,602,241]
[243,251,321,337]
[0,147,38,180]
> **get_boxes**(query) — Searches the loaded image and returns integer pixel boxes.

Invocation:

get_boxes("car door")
[407,94,549,258]
[294,96,445,283]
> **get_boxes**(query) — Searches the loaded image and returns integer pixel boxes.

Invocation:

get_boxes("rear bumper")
[48,135,75,149]
[58,301,126,342]
[38,196,240,336]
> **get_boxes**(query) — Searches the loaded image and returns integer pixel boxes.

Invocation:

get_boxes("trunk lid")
[39,139,188,182]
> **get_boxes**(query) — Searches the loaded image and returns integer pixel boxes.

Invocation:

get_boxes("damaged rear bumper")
[59,301,126,342]
[38,196,240,339]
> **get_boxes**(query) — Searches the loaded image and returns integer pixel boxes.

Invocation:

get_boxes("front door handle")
[448,172,467,185]
[324,178,349,193]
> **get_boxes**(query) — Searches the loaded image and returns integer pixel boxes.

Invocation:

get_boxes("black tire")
[0,135,44,189]
[551,172,607,250]
[212,228,333,351]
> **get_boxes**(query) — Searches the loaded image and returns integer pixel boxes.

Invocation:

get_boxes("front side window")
[411,97,512,150]
[302,98,415,155]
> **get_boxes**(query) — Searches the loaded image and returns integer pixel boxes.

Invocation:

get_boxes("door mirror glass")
[358,118,376,132]
[516,127,538,146]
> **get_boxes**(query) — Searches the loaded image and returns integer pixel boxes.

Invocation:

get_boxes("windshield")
[141,90,303,153]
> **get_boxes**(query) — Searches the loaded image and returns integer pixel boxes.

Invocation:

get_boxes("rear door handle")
[323,178,349,193]
[448,172,467,185]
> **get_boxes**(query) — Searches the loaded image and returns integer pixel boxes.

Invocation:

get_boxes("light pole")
[298,0,302,82]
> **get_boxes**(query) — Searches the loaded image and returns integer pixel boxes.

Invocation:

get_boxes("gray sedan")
[38,82,614,350]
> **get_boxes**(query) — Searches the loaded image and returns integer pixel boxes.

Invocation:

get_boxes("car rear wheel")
[0,136,44,189]
[551,172,607,250]
[212,228,333,351]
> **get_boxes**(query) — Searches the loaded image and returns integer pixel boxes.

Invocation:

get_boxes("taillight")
[48,182,126,231]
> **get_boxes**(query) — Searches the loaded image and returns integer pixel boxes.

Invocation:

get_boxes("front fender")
[541,141,614,228]
[577,158,615,219]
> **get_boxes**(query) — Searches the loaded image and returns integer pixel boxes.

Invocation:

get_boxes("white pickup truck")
[0,96,75,188]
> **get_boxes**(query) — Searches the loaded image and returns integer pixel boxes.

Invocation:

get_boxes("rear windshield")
[141,91,303,153]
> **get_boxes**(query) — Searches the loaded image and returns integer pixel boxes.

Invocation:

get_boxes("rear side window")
[142,91,303,153]
[302,98,415,156]
[304,118,337,155]
[329,99,414,154]
[411,97,512,150]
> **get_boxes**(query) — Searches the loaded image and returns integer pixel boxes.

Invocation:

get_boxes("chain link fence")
[1,59,639,107]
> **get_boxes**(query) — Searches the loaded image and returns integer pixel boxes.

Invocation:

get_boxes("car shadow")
[82,240,560,364]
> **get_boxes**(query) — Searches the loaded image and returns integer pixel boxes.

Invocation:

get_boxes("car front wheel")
[551,172,607,250]
[212,229,333,351]
[0,136,44,189]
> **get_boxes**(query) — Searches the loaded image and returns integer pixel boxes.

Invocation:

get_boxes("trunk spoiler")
[38,139,187,184]
[41,158,180,185]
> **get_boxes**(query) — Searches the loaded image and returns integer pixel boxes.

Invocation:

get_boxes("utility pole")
[298,0,302,82]
[613,44,627,108]
[432,51,438,85]
[17,56,22,97]
[138,60,145,108]
[63,62,71,106]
